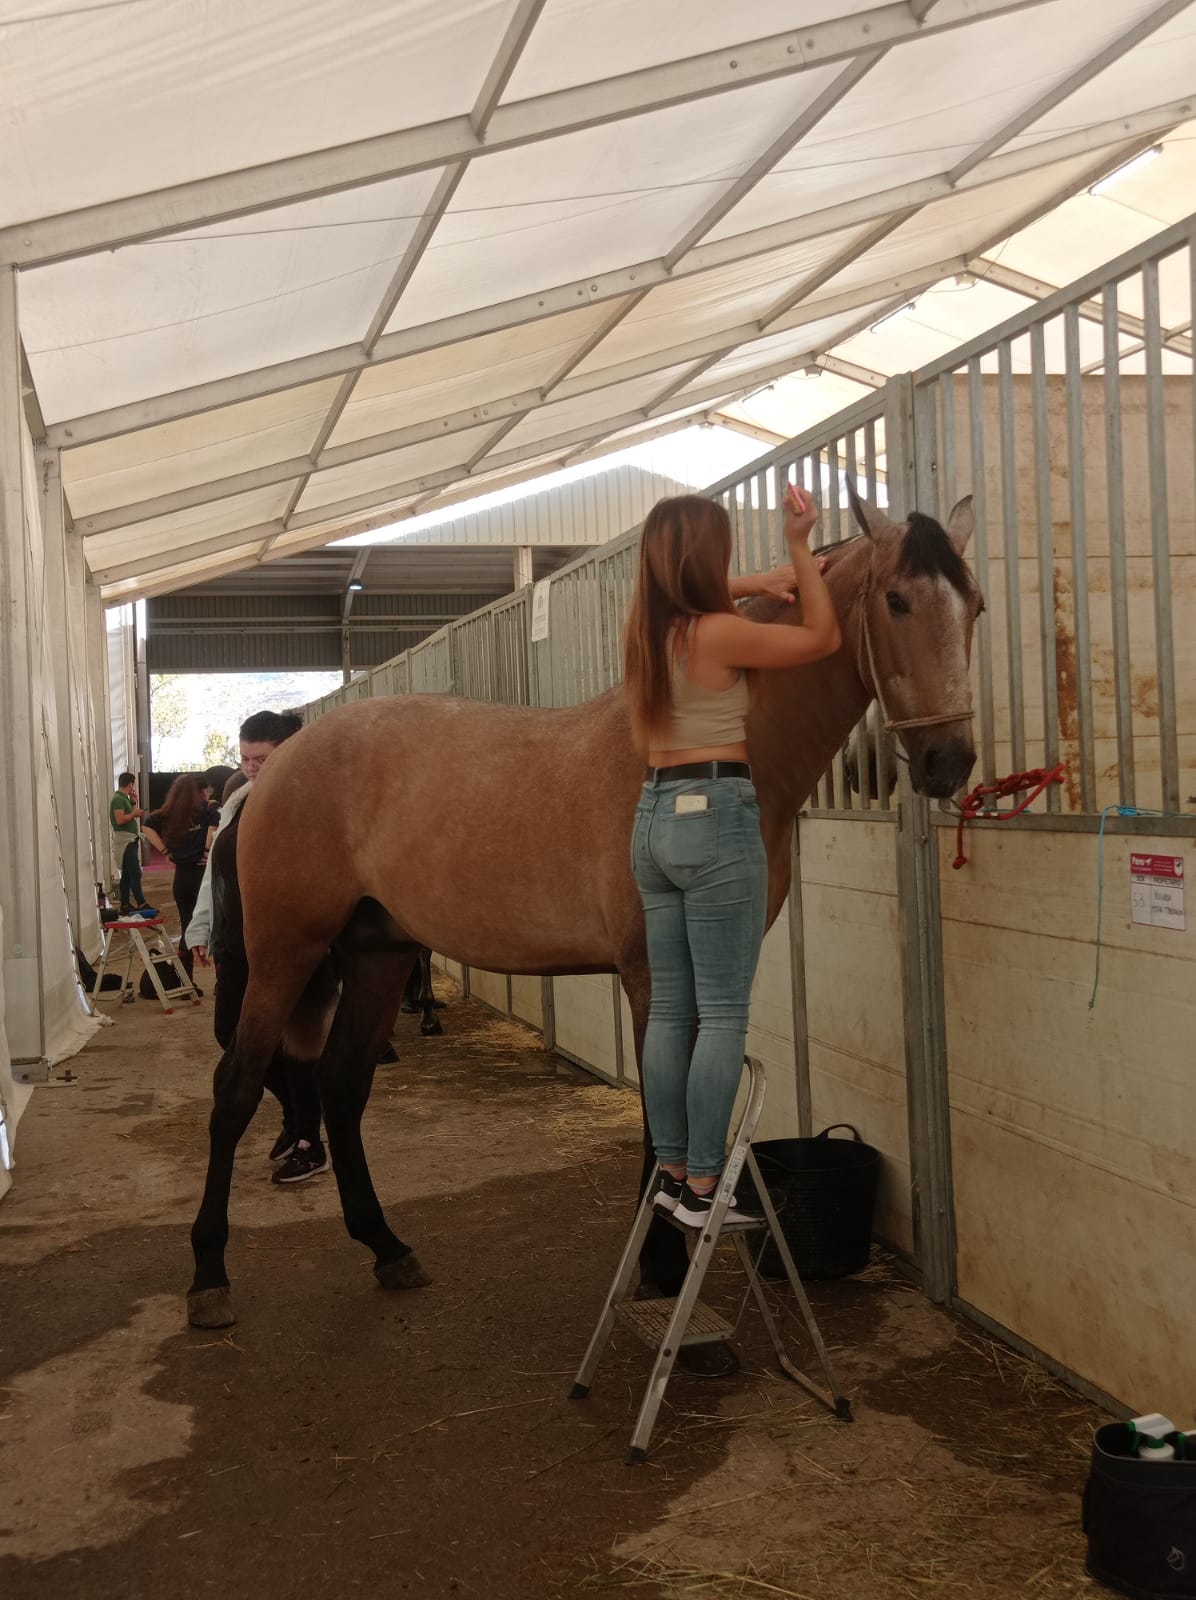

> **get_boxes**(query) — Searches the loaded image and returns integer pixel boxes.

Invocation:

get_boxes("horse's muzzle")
[908,735,976,799]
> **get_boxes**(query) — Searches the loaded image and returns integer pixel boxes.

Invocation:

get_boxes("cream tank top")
[658,619,749,751]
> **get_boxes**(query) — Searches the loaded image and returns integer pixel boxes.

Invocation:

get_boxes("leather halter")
[853,551,975,737]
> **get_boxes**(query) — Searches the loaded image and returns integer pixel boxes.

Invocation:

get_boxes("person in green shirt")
[109,772,157,918]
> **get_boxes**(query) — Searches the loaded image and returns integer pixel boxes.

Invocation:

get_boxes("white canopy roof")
[3,0,1194,603]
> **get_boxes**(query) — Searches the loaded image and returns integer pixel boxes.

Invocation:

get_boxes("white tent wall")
[0,269,99,1186]
[297,216,1196,1416]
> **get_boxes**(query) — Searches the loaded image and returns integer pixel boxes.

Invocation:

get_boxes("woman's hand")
[783,483,819,548]
[191,944,210,967]
[754,562,798,603]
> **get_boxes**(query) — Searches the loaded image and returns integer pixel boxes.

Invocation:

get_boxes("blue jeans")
[631,776,767,1178]
[119,837,144,908]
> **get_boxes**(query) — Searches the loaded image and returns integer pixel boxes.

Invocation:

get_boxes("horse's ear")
[845,478,882,539]
[946,494,974,554]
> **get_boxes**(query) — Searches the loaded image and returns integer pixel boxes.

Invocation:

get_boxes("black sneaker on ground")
[272,1141,329,1185]
[673,1182,762,1230]
[652,1170,685,1214]
[269,1126,296,1164]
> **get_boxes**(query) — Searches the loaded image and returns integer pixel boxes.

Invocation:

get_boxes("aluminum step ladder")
[570,1055,852,1464]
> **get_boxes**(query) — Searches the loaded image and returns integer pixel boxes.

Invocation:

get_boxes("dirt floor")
[0,871,1114,1600]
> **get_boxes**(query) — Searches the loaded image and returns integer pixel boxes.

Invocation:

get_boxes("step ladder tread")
[617,1296,732,1347]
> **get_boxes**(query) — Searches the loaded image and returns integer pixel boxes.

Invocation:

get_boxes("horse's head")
[843,481,982,799]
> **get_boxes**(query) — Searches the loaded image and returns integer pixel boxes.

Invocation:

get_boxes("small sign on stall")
[530,579,551,643]
[1129,853,1185,931]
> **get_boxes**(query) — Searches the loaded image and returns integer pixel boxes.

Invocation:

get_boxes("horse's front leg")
[319,948,430,1291]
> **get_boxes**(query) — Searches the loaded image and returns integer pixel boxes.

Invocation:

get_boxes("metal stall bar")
[1063,306,1097,812]
[997,340,1025,773]
[1102,282,1136,808]
[1142,258,1180,813]
[1030,322,1061,806]
[966,358,997,788]
[888,372,956,1301]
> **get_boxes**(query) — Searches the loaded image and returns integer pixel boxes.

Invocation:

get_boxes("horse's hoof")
[678,1343,740,1378]
[420,1018,444,1037]
[374,1253,431,1291]
[187,1286,236,1329]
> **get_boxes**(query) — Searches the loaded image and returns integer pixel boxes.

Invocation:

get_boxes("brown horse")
[187,487,981,1328]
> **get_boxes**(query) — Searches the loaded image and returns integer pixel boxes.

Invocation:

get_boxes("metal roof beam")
[46,92,1192,452]
[704,412,788,446]
[4,0,1056,271]
[815,354,888,387]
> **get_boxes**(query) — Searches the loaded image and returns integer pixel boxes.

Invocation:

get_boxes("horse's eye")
[885,591,910,616]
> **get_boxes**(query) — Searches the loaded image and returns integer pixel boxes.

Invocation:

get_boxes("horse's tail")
[282,957,341,1060]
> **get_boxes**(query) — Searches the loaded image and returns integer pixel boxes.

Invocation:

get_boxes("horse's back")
[238,691,643,971]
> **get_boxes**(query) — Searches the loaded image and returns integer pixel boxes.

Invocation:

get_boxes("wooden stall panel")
[941,828,1196,1418]
[744,915,799,1144]
[466,967,508,1014]
[509,974,543,1031]
[552,973,620,1085]
[800,818,912,1254]
[619,987,639,1089]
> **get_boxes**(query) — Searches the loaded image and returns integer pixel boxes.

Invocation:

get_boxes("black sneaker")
[673,1182,762,1229]
[269,1126,296,1164]
[271,1141,329,1184]
[652,1170,685,1215]
[134,903,159,919]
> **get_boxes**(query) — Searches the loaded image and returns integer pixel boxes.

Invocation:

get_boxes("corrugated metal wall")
[390,464,687,547]
[147,592,503,672]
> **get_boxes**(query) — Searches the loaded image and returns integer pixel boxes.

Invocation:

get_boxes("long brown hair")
[157,773,208,852]
[623,495,735,748]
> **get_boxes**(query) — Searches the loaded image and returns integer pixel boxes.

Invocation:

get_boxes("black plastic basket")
[740,1124,881,1279]
[1084,1423,1196,1599]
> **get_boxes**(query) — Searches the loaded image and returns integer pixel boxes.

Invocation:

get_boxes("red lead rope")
[952,764,1067,869]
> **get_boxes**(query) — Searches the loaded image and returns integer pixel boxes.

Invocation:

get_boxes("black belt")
[647,760,752,783]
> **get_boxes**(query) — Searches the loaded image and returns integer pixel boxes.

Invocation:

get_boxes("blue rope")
[1089,804,1177,1010]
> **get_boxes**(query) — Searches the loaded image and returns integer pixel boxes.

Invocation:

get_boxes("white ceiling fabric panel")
[0,0,516,223]
[566,228,870,378]
[23,174,445,420]
[383,78,821,330]
[721,371,874,441]
[493,365,699,453]
[703,0,1165,244]
[1002,8,1196,151]
[63,383,341,520]
[296,425,500,514]
[501,0,862,99]
[682,310,896,394]
[327,307,611,447]
[86,485,292,570]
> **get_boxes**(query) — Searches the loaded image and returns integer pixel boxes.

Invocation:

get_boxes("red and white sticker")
[1130,854,1185,931]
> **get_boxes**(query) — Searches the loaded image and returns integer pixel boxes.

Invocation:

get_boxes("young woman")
[143,775,221,986]
[623,487,840,1227]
